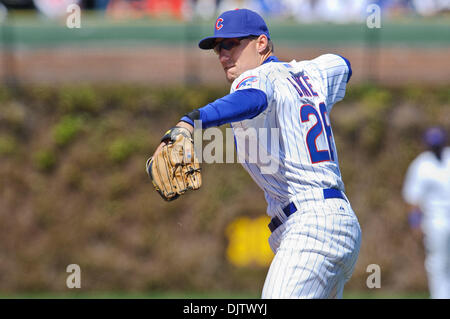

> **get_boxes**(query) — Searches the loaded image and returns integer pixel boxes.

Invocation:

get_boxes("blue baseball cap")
[198,9,270,50]
[424,127,446,147]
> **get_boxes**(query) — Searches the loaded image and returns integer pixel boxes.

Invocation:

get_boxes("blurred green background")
[0,5,449,299]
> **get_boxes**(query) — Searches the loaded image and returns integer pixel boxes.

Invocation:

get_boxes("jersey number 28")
[300,102,335,164]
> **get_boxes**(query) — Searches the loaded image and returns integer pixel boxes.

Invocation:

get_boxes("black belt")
[268,188,347,232]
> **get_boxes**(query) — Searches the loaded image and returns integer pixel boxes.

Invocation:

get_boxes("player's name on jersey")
[183,302,267,316]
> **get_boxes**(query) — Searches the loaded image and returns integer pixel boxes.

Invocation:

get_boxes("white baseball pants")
[423,219,450,299]
[262,198,361,299]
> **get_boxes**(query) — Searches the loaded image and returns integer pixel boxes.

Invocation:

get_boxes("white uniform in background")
[403,146,450,299]
[33,0,81,19]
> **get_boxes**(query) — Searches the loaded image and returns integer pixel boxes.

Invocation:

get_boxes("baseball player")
[149,8,361,298]
[402,127,450,299]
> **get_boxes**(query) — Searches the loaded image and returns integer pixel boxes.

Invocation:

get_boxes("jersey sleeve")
[231,67,275,101]
[310,54,352,107]
[194,89,268,128]
[402,159,426,206]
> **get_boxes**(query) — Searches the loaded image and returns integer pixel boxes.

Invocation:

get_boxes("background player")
[151,8,361,298]
[402,126,450,299]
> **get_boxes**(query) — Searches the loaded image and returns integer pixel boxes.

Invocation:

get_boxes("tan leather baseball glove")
[146,127,202,201]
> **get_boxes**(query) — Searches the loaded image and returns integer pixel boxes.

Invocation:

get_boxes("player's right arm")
[152,71,271,158]
[179,88,268,128]
[402,157,426,232]
[152,68,274,160]
[402,158,425,208]
[179,68,274,129]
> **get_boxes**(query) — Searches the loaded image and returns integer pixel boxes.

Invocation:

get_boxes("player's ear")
[257,35,269,54]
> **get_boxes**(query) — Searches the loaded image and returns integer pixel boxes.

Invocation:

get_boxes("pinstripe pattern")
[230,54,350,218]
[229,54,360,298]
[262,199,361,298]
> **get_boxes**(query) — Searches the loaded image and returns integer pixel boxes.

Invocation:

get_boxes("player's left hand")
[146,124,201,201]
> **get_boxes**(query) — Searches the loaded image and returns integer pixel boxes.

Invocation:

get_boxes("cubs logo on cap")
[215,18,224,30]
[199,9,270,50]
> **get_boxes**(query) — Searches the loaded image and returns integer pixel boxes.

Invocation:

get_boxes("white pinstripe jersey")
[230,54,351,218]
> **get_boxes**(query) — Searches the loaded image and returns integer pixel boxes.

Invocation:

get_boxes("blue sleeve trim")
[179,116,194,126]
[198,89,268,128]
[337,55,352,83]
